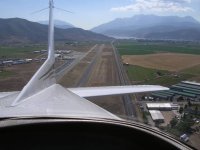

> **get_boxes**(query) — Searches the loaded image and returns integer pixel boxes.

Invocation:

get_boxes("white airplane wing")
[0,91,19,99]
[68,85,169,97]
[0,84,120,120]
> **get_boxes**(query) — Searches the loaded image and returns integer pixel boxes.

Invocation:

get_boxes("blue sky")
[0,0,199,29]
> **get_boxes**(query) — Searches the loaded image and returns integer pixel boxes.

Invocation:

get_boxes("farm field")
[181,64,200,76]
[0,70,15,79]
[144,73,194,86]
[0,42,94,58]
[126,65,168,81]
[122,53,200,71]
[117,40,200,86]
[125,65,194,86]
[117,41,200,55]
[0,45,46,58]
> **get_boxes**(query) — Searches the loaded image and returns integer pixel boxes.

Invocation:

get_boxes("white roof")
[171,104,179,107]
[55,54,61,57]
[149,110,164,120]
[147,103,172,108]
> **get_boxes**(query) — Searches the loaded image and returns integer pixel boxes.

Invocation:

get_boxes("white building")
[149,110,164,123]
[146,103,172,110]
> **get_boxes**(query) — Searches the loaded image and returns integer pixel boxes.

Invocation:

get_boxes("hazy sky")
[0,0,199,29]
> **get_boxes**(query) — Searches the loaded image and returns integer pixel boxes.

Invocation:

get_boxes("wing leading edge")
[68,85,169,97]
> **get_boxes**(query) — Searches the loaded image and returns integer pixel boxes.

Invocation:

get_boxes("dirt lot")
[188,133,200,150]
[0,63,41,91]
[122,53,200,71]
[0,44,92,91]
[0,58,67,92]
[160,111,176,127]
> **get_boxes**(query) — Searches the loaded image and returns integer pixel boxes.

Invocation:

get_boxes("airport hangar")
[151,81,200,101]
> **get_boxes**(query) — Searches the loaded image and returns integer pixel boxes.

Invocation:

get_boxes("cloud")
[162,0,191,3]
[110,0,192,13]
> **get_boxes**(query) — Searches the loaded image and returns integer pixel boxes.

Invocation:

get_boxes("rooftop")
[147,103,172,108]
[182,81,200,86]
[149,110,164,120]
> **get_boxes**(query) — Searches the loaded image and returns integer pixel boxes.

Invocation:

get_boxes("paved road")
[76,44,104,87]
[111,41,137,120]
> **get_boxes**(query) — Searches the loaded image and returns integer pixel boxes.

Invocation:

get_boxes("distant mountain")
[91,15,200,41]
[0,18,113,44]
[38,20,75,29]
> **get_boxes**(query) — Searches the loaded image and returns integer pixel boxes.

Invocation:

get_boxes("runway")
[59,43,136,118]
[111,41,137,119]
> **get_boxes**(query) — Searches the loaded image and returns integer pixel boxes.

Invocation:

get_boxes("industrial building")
[149,110,164,123]
[146,103,179,124]
[146,103,179,110]
[151,81,200,101]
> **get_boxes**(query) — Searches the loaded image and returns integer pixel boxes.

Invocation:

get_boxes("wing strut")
[12,0,55,106]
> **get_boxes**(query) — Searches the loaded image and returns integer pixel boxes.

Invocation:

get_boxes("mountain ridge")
[0,18,113,44]
[91,15,200,41]
[38,20,75,29]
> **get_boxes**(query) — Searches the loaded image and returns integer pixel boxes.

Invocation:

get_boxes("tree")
[179,107,183,114]
[188,100,192,107]
[141,96,145,100]
[177,119,192,133]
[170,118,178,128]
[142,112,148,124]
[182,113,186,119]
[184,104,188,109]
[195,106,198,115]
[156,71,162,76]
[177,96,184,101]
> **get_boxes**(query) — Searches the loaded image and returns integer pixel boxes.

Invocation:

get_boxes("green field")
[0,42,97,58]
[126,65,194,86]
[116,41,200,55]
[145,74,194,86]
[117,40,200,86]
[0,45,46,58]
[181,64,200,76]
[0,70,15,79]
[126,65,168,81]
